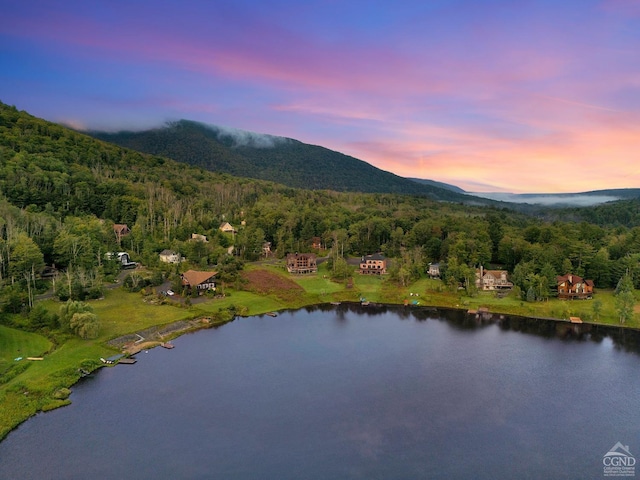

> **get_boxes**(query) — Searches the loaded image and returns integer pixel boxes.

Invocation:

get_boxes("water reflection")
[306,302,640,355]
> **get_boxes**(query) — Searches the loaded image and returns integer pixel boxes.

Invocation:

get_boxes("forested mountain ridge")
[88,120,494,204]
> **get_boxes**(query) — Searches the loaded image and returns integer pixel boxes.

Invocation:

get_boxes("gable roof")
[557,273,585,284]
[160,249,177,256]
[482,269,507,278]
[181,270,218,286]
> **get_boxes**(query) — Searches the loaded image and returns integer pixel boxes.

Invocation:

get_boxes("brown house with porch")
[557,273,594,299]
[286,253,317,274]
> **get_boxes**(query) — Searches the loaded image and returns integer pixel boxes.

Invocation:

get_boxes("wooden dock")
[118,358,137,364]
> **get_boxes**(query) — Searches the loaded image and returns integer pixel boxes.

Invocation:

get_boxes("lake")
[1,304,639,479]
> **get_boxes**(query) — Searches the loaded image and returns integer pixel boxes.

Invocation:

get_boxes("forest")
[1,100,640,332]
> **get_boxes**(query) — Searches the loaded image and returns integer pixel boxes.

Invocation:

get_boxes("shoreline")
[114,300,640,358]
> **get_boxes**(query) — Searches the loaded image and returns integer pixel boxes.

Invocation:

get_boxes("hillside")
[88,120,492,204]
[408,178,466,193]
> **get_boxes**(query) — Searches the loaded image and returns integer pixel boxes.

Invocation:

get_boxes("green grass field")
[0,325,52,365]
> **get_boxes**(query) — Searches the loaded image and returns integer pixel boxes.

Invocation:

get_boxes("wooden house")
[557,274,594,299]
[181,270,217,293]
[311,237,323,250]
[475,266,513,291]
[286,253,317,274]
[113,224,131,243]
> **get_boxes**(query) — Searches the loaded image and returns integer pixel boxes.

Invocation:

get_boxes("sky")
[1,0,639,193]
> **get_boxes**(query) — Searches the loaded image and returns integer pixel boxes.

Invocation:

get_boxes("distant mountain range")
[88,120,639,208]
[462,189,640,207]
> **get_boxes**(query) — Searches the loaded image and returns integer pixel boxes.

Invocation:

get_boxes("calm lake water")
[1,305,640,479]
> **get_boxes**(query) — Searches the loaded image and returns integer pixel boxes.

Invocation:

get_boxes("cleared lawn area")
[289,265,344,297]
[195,290,287,316]
[353,274,386,302]
[0,325,52,365]
[40,289,196,342]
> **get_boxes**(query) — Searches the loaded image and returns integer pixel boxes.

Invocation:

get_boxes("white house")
[159,249,182,264]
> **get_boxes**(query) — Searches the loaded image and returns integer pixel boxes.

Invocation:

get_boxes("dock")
[118,358,137,364]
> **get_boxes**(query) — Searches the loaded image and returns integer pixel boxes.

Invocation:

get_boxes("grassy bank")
[1,264,638,441]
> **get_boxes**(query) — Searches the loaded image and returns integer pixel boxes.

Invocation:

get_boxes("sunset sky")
[1,0,639,193]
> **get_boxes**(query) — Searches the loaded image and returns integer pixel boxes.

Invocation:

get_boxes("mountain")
[407,178,466,193]
[87,120,493,204]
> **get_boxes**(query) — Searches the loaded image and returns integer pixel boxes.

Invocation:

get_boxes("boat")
[161,342,175,349]
[266,312,278,317]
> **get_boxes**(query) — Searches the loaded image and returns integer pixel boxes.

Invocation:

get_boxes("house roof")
[160,249,176,256]
[557,273,585,284]
[113,223,129,232]
[182,270,218,286]
[482,269,507,278]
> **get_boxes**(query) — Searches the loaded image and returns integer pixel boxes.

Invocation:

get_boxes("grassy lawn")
[289,264,345,297]
[0,325,52,365]
[194,290,287,316]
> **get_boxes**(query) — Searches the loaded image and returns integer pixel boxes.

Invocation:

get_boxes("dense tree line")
[1,101,640,333]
